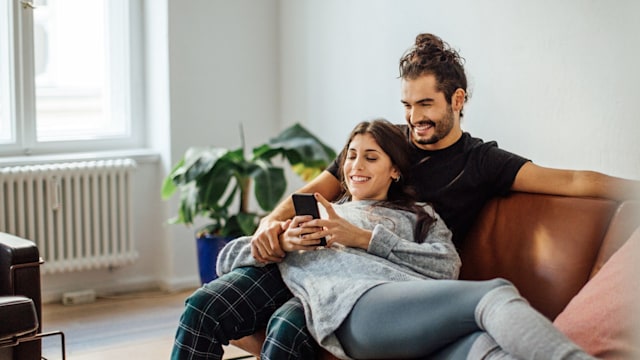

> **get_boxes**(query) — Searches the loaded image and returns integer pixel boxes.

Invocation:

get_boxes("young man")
[172,33,640,360]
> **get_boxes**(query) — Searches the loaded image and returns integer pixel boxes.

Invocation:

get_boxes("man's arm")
[251,170,342,263]
[512,162,640,201]
[263,171,343,223]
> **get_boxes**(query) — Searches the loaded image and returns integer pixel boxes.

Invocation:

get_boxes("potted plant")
[161,122,336,283]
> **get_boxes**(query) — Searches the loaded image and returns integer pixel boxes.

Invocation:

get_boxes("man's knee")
[263,299,319,360]
[202,265,289,305]
[181,266,286,323]
[266,299,307,337]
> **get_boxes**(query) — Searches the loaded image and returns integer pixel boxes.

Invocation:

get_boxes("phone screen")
[291,193,326,246]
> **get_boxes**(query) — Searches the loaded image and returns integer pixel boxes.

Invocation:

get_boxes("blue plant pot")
[196,233,232,284]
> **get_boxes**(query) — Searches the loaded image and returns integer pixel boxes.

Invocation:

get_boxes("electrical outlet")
[62,289,96,305]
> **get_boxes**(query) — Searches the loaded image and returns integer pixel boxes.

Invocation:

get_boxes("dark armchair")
[0,232,65,360]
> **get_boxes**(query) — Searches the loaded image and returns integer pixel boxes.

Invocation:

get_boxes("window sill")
[0,148,160,167]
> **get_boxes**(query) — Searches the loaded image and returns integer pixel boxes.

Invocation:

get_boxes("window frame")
[0,0,144,157]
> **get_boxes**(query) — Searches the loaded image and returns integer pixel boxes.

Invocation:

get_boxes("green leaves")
[162,122,336,238]
[254,123,337,168]
[252,159,286,211]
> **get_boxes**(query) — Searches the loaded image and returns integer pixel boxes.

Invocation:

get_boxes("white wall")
[280,0,640,179]
[41,0,640,299]
[162,0,281,289]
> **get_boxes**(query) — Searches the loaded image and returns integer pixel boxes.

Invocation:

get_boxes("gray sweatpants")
[335,278,595,360]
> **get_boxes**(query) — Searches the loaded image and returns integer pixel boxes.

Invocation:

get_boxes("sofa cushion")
[553,227,640,359]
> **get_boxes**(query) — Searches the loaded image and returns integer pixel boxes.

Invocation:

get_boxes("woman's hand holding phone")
[292,193,327,246]
[291,193,373,250]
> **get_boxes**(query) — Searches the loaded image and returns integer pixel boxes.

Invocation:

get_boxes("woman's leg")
[261,297,320,360]
[428,331,485,360]
[470,284,595,360]
[171,265,293,360]
[335,278,509,359]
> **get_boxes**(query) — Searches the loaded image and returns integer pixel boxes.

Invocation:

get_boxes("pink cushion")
[553,227,640,359]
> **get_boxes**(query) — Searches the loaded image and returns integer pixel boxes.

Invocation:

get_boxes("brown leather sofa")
[230,192,640,359]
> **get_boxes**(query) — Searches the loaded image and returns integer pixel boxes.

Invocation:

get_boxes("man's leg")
[171,265,292,360]
[261,297,320,360]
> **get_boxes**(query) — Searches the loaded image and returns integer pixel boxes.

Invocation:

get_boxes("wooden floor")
[41,288,256,360]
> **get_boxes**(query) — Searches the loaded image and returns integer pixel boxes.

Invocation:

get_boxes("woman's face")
[343,133,399,201]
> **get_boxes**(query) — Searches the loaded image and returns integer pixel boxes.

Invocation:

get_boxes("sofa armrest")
[591,200,640,277]
[0,233,41,302]
[0,296,38,342]
[0,233,39,288]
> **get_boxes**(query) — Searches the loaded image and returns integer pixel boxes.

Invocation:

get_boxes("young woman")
[217,119,459,358]
[215,119,595,360]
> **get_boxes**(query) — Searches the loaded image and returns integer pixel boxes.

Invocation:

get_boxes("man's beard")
[413,107,455,145]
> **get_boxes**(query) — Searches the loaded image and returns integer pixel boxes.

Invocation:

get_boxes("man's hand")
[250,218,286,263]
[248,171,344,262]
[281,216,326,251]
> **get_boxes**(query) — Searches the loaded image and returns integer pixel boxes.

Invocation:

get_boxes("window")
[0,0,142,156]
[0,1,12,144]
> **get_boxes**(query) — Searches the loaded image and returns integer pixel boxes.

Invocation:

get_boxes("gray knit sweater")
[216,200,460,359]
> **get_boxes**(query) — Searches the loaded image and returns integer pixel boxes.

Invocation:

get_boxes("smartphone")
[291,193,326,246]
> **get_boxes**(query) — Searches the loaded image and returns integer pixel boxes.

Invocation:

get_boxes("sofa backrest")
[457,192,636,320]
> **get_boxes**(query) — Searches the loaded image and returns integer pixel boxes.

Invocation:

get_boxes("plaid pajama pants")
[171,265,319,360]
[263,297,321,360]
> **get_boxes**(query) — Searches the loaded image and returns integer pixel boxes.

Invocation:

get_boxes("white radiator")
[0,159,138,274]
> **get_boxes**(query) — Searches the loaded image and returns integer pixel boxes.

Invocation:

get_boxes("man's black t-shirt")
[327,125,529,247]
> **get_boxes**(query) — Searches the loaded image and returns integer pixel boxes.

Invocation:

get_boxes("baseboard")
[42,276,164,304]
[157,274,200,293]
